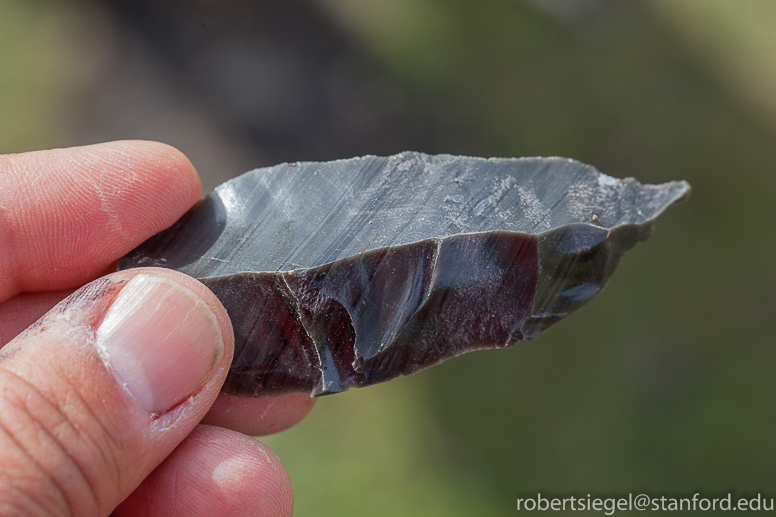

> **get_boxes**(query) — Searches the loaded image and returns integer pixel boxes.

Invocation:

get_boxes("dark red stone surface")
[205,232,538,396]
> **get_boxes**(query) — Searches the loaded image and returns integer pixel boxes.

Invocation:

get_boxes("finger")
[0,267,234,516]
[1,299,319,436]
[0,289,74,347]
[0,264,119,347]
[203,393,317,436]
[114,425,293,517]
[0,141,201,302]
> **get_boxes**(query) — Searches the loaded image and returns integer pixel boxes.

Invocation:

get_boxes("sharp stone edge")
[119,152,691,397]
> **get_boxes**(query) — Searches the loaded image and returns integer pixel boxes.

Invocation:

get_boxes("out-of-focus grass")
[0,1,61,152]
[652,0,776,119]
[0,0,113,154]
[266,377,506,516]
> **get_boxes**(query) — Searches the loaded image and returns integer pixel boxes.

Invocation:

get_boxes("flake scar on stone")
[119,152,690,397]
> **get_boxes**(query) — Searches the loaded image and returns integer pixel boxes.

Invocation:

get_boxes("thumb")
[0,268,234,516]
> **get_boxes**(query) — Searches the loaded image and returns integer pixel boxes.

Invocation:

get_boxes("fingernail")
[95,274,223,413]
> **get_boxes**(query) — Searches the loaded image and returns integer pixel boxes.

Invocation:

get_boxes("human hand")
[0,141,316,516]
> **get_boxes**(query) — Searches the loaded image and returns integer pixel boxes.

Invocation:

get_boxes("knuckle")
[0,367,122,516]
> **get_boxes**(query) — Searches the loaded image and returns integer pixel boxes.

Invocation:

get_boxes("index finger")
[0,141,202,302]
[0,143,317,433]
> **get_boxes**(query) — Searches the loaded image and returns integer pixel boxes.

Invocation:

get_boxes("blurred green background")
[2,0,775,514]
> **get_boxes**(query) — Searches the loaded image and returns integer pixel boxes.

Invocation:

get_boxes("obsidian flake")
[119,152,690,397]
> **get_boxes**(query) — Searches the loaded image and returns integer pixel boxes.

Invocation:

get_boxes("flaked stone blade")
[119,152,690,397]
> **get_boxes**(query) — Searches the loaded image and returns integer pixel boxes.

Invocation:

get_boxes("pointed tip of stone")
[120,153,690,397]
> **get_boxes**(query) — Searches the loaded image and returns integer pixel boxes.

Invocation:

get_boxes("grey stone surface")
[120,153,690,396]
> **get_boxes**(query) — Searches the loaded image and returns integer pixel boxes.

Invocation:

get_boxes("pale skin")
[0,141,316,516]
